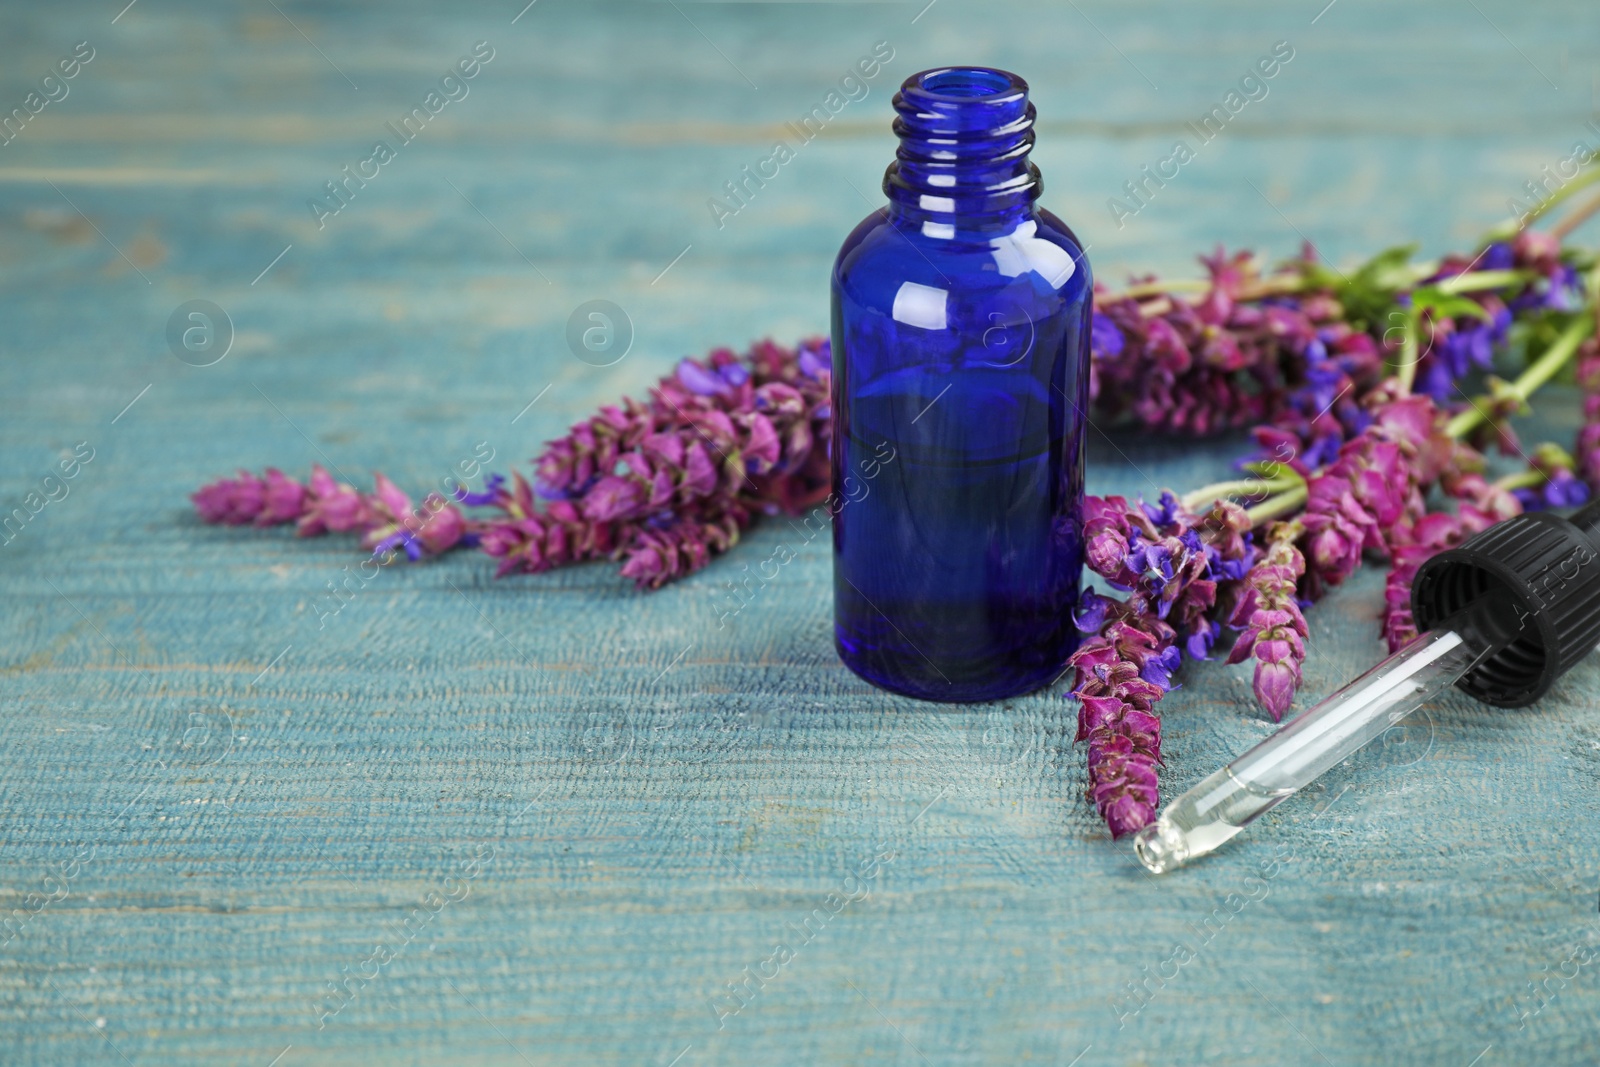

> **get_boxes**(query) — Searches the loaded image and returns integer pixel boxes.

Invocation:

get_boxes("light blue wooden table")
[3,1,1599,1063]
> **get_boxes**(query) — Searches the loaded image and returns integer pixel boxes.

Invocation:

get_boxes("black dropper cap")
[1411,500,1600,707]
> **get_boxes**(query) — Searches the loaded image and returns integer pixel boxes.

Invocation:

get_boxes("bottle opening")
[887,66,1039,223]
[917,67,1015,98]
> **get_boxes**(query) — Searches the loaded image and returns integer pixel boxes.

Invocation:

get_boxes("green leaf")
[1240,461,1305,486]
[1411,285,1493,322]
[1310,244,1421,330]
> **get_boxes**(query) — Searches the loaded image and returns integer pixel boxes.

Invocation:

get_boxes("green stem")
[1181,475,1300,511]
[1551,190,1600,242]
[1246,485,1309,528]
[1395,307,1421,394]
[1493,468,1547,492]
[1591,259,1600,337]
[1444,314,1597,439]
[1106,259,1530,310]
[1116,279,1212,298]
[1433,269,1529,295]
[1483,166,1600,242]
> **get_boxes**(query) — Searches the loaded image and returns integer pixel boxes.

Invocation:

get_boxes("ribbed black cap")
[1411,500,1600,707]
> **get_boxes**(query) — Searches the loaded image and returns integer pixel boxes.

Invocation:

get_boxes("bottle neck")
[883,67,1041,233]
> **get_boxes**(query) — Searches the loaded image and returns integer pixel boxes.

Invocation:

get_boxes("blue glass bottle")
[831,67,1092,703]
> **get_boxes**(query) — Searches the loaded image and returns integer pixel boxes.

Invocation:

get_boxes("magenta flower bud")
[1250,608,1297,636]
[1512,228,1561,271]
[619,543,667,585]
[254,468,307,526]
[415,498,467,554]
[296,465,369,535]
[1118,708,1162,747]
[644,432,685,468]
[371,473,412,520]
[680,443,719,499]
[1306,522,1357,578]
[742,413,782,474]
[1371,395,1434,452]
[1201,328,1246,371]
[190,483,232,524]
[581,475,641,522]
[617,452,652,480]
[192,472,265,525]
[1408,510,1461,545]
[782,420,814,471]
[1085,528,1129,578]
[1143,317,1192,373]
[754,381,806,417]
[692,409,738,446]
[1255,634,1303,667]
[1580,393,1600,491]
[1254,658,1299,721]
[646,469,675,510]
[1102,794,1157,840]
[1076,695,1125,737]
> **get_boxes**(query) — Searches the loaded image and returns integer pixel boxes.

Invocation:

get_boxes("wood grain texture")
[2,1,1599,1063]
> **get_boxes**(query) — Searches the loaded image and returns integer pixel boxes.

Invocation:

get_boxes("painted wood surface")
[2,1,1599,1063]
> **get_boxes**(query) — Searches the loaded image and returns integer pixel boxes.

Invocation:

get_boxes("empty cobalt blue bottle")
[831,67,1092,703]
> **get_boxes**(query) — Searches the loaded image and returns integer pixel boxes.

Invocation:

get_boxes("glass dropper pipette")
[1135,500,1600,875]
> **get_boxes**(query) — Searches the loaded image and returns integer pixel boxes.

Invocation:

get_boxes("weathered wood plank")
[2,1,1599,1064]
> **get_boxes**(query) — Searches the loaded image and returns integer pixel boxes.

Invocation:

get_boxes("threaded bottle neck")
[884,67,1040,231]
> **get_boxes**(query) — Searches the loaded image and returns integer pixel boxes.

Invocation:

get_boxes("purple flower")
[676,359,728,396]
[1127,536,1175,600]
[1542,470,1590,508]
[798,340,831,379]
[1140,645,1182,690]
[1204,536,1253,582]
[1418,359,1456,402]
[1185,619,1222,660]
[1073,588,1111,632]
[1141,490,1180,526]
[1511,442,1593,511]
[1090,311,1125,358]
[373,529,424,561]
[1479,242,1514,271]
[453,473,505,507]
